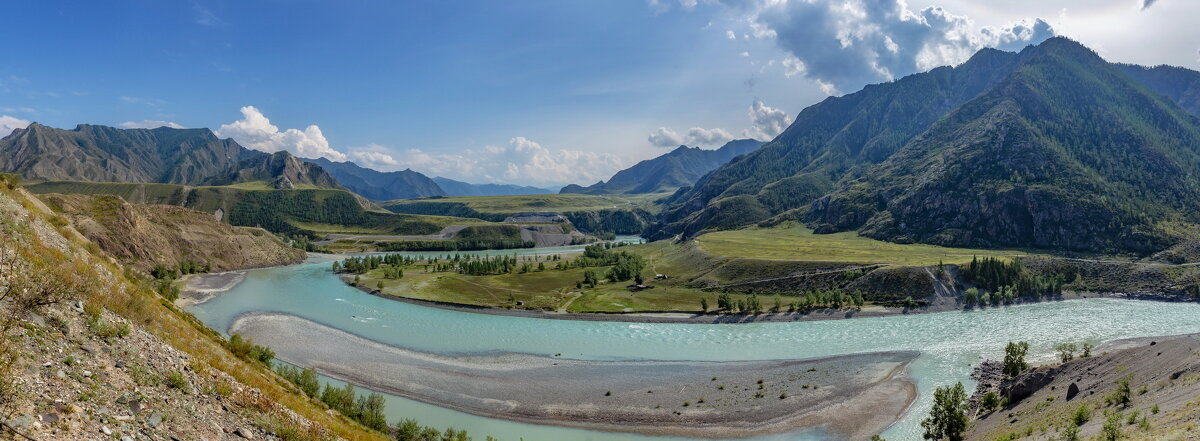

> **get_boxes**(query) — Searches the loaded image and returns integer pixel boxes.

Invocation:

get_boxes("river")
[184,247,1200,441]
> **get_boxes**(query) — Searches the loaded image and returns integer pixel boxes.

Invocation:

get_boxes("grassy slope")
[1,182,388,441]
[696,223,1042,266]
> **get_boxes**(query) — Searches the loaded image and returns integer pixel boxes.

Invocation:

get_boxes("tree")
[700,297,709,312]
[1003,341,1029,378]
[376,281,384,291]
[395,419,422,441]
[1081,342,1093,358]
[1055,342,1078,363]
[922,382,968,440]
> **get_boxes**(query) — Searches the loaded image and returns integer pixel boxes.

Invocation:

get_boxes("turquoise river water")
[184,245,1200,441]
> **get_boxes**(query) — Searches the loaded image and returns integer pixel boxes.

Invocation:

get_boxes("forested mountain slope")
[650,37,1200,254]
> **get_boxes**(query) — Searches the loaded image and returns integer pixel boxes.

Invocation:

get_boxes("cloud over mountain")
[647,127,736,147]
[733,0,1054,93]
[1,115,30,137]
[215,106,348,161]
[744,99,791,140]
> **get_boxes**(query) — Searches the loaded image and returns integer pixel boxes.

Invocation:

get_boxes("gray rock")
[234,427,256,439]
[121,436,135,441]
[101,425,113,435]
[1066,382,1080,400]
[55,369,66,379]
[4,415,34,430]
[72,301,85,313]
[146,411,163,428]
[1006,368,1056,404]
[39,413,59,423]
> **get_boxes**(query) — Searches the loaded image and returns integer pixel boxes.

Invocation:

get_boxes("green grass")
[356,243,802,313]
[695,223,1042,265]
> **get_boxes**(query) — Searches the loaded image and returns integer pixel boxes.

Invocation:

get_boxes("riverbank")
[349,278,1127,324]
[177,271,247,307]
[231,312,919,439]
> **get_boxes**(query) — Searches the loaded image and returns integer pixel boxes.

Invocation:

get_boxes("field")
[360,258,764,313]
[695,223,1042,266]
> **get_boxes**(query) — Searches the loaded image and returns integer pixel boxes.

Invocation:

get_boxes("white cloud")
[725,0,1054,92]
[215,106,348,161]
[781,56,805,77]
[194,3,228,26]
[744,99,792,141]
[0,115,30,137]
[352,137,626,187]
[119,120,184,129]
[726,30,737,40]
[648,126,736,148]
[687,127,734,145]
[648,127,686,147]
[347,144,403,169]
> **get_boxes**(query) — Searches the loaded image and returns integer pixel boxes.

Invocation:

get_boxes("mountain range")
[305,157,446,200]
[560,139,763,195]
[650,37,1200,254]
[0,123,340,189]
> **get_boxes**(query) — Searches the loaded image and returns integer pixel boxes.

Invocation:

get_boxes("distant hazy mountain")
[560,139,763,195]
[305,157,446,200]
[433,176,553,197]
[652,37,1200,254]
[0,123,259,185]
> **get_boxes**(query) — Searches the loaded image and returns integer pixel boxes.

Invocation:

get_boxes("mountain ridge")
[561,138,764,195]
[304,157,446,200]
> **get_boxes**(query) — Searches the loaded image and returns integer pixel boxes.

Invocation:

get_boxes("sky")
[1,0,1198,187]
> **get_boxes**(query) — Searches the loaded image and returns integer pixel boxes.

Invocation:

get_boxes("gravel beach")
[231,312,919,439]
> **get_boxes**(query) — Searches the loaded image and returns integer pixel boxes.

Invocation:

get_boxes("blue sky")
[2,0,1198,186]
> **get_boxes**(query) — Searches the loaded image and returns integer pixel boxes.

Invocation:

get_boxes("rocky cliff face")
[38,193,305,272]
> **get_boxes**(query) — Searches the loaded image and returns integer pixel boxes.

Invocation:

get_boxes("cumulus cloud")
[215,106,348,161]
[733,0,1054,92]
[357,137,625,187]
[119,120,184,129]
[687,127,734,145]
[744,100,792,141]
[648,127,686,147]
[347,144,403,169]
[647,126,736,147]
[0,115,30,137]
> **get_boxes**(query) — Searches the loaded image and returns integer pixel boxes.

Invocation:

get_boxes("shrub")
[165,370,190,392]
